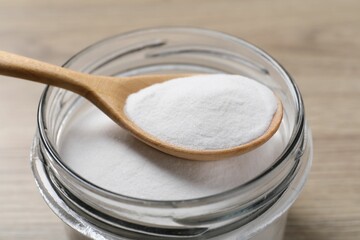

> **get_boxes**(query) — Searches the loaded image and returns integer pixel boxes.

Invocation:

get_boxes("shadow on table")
[283,211,327,240]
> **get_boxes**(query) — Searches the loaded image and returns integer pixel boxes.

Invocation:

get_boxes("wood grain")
[0,0,359,239]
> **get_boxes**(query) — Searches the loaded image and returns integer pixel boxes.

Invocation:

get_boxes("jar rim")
[37,26,305,205]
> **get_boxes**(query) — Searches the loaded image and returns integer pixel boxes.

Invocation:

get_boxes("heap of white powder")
[60,74,283,200]
[125,74,278,150]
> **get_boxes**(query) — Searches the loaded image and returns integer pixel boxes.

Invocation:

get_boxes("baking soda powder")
[60,74,283,200]
[125,74,278,150]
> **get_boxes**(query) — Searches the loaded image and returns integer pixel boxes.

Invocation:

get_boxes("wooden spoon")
[0,51,283,161]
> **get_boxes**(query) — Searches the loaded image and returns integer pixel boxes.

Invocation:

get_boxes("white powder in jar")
[59,74,285,200]
[125,74,278,150]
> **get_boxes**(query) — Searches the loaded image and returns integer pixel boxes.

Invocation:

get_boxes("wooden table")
[0,1,359,239]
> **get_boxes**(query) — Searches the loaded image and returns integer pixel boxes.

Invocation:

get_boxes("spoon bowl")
[0,51,283,160]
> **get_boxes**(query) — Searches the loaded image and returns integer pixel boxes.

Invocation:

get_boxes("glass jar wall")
[31,27,312,240]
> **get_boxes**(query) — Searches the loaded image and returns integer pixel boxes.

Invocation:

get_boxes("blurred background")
[0,0,359,239]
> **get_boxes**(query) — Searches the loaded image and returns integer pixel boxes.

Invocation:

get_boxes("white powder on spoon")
[59,74,284,200]
[124,74,278,150]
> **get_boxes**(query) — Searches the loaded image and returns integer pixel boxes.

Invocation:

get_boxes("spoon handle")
[0,51,93,95]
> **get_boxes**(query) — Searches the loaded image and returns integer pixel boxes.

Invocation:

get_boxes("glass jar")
[30,27,312,240]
